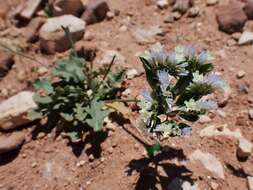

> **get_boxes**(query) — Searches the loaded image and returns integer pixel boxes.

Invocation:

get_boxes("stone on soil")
[167,178,199,190]
[0,91,37,131]
[0,131,25,154]
[39,15,86,54]
[244,0,253,19]
[237,137,253,159]
[99,50,126,65]
[187,7,200,17]
[131,26,163,44]
[238,31,253,45]
[52,0,85,16]
[248,176,253,190]
[18,0,42,20]
[190,149,225,179]
[216,1,247,34]
[81,0,110,25]
[157,0,169,9]
[206,0,218,6]
[249,109,253,120]
[172,0,193,14]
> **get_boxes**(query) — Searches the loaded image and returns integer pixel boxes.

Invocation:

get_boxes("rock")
[99,50,126,65]
[167,178,199,190]
[187,7,200,17]
[244,0,253,19]
[190,150,225,179]
[126,69,139,79]
[164,14,174,23]
[39,15,86,54]
[157,0,169,9]
[206,0,218,6]
[106,11,115,20]
[248,176,253,190]
[236,70,245,79]
[199,115,211,124]
[0,91,37,131]
[216,1,247,34]
[22,17,45,43]
[210,181,219,190]
[18,0,43,20]
[131,25,163,44]
[231,32,241,41]
[81,0,110,25]
[173,0,193,14]
[249,109,253,120]
[173,11,182,20]
[238,31,253,45]
[52,0,85,16]
[0,51,14,78]
[227,38,237,46]
[237,137,253,159]
[75,41,97,61]
[0,131,25,154]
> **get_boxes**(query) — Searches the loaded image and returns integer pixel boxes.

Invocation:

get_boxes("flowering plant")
[138,44,228,139]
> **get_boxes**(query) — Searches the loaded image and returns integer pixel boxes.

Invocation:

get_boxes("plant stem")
[102,55,116,81]
[0,43,48,67]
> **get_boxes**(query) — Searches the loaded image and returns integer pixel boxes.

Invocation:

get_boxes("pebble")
[249,109,253,120]
[106,11,115,20]
[210,181,219,190]
[119,25,127,32]
[31,162,37,168]
[237,137,253,159]
[99,50,126,65]
[199,115,212,124]
[227,39,237,47]
[187,7,200,17]
[88,154,94,162]
[164,14,174,23]
[248,176,253,190]
[206,0,218,6]
[126,69,139,79]
[157,0,169,9]
[238,31,253,45]
[231,32,241,41]
[217,110,226,118]
[173,11,182,20]
[236,70,245,79]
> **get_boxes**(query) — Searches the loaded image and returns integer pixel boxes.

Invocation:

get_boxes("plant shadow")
[122,125,194,190]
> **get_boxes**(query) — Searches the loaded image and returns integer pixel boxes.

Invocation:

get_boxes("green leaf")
[85,99,109,131]
[27,109,43,120]
[60,112,74,122]
[52,57,86,83]
[33,79,54,94]
[146,143,161,158]
[33,94,53,104]
[64,131,81,143]
[74,103,87,121]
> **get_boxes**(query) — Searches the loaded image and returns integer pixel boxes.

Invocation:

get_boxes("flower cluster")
[138,45,228,139]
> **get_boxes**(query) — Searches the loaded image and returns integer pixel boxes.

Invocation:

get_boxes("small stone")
[106,11,115,20]
[88,154,94,162]
[81,0,110,25]
[37,132,46,139]
[236,70,245,79]
[227,38,237,46]
[0,91,37,131]
[17,0,43,20]
[31,162,37,168]
[99,50,126,65]
[0,131,26,154]
[237,137,253,159]
[173,11,182,20]
[39,15,86,54]
[206,0,218,6]
[119,25,127,32]
[122,89,131,96]
[84,31,95,41]
[190,149,225,179]
[248,176,253,190]
[249,109,253,120]
[157,0,169,9]
[107,147,114,154]
[217,110,226,118]
[216,1,247,34]
[126,69,139,79]
[173,0,193,14]
[37,66,49,76]
[199,115,211,124]
[164,14,174,23]
[238,31,253,45]
[210,181,219,190]
[231,32,241,41]
[51,0,84,17]
[187,7,200,17]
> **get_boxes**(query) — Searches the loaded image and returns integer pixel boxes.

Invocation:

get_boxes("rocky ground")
[0,0,253,190]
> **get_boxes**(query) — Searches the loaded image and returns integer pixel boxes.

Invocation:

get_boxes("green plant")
[29,29,126,142]
[138,44,228,141]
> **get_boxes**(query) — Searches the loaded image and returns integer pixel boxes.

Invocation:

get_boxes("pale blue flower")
[166,97,174,113]
[184,46,196,58]
[142,90,153,102]
[198,100,218,110]
[181,126,192,136]
[203,73,227,91]
[157,70,172,92]
[150,51,168,64]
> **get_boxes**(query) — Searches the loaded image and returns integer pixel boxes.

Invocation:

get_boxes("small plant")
[29,28,126,142]
[138,44,228,140]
